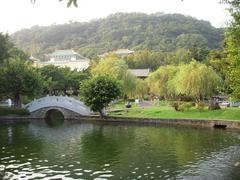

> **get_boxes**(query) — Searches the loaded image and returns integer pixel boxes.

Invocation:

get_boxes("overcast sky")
[0,0,231,34]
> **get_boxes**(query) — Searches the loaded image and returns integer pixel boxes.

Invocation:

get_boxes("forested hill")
[11,13,224,58]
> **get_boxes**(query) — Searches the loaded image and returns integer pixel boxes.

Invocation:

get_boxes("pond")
[0,121,240,179]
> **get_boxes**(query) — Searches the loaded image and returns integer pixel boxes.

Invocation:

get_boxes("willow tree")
[135,79,149,99]
[91,55,137,98]
[147,65,178,99]
[173,61,221,101]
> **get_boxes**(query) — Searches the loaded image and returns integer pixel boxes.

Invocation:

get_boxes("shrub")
[178,102,193,112]
[171,101,193,112]
[196,102,206,112]
[170,102,180,111]
[0,106,30,116]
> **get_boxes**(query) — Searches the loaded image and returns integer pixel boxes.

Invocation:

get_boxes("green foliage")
[40,65,88,95]
[175,33,209,61]
[147,61,221,101]
[91,55,137,97]
[11,13,223,58]
[147,65,178,99]
[0,33,14,63]
[0,59,43,107]
[123,50,165,70]
[79,75,122,116]
[0,106,30,116]
[135,79,149,99]
[196,102,206,112]
[223,0,240,99]
[173,61,221,101]
[178,102,194,112]
[0,33,29,64]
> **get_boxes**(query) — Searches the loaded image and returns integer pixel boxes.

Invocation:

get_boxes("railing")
[23,96,91,115]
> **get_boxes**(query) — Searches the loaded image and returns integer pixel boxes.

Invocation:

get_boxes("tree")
[91,55,137,98]
[135,79,149,99]
[40,65,88,96]
[40,65,66,95]
[147,65,178,99]
[0,33,14,64]
[0,59,43,107]
[79,75,121,117]
[173,61,221,101]
[12,13,223,58]
[175,33,209,61]
[223,0,240,99]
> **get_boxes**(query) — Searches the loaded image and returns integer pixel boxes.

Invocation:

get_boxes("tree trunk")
[14,94,21,108]
[99,109,106,118]
[208,97,221,110]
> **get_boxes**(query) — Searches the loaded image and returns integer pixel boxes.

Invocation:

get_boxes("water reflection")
[0,122,239,179]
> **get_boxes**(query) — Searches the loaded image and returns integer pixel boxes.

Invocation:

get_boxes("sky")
[0,0,231,34]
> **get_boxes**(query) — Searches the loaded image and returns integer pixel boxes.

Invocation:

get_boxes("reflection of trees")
[0,124,44,163]
[134,126,240,167]
[80,125,136,167]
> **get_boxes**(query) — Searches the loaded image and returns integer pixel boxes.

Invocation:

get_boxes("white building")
[41,50,90,71]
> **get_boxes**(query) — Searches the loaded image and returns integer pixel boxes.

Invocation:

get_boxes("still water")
[0,121,240,179]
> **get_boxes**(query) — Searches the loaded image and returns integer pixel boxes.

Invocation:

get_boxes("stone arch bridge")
[23,96,91,119]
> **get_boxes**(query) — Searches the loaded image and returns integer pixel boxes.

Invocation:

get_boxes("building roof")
[49,49,87,59]
[129,69,150,78]
[51,49,78,56]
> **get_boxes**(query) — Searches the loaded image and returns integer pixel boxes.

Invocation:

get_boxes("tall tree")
[0,33,14,64]
[91,55,137,98]
[223,0,240,99]
[173,61,221,101]
[0,59,43,107]
[147,65,178,99]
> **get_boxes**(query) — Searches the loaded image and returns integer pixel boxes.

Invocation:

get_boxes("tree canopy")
[79,75,121,117]
[0,59,43,107]
[223,0,240,99]
[91,55,137,98]
[11,13,223,58]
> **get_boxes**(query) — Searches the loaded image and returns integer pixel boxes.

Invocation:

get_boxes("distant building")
[39,50,90,71]
[98,49,134,58]
[129,69,150,79]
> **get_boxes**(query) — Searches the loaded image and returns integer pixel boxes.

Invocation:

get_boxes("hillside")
[11,13,224,58]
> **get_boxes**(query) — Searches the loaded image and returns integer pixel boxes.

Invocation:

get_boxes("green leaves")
[147,62,221,101]
[12,13,223,58]
[223,0,240,99]
[0,58,43,107]
[79,75,121,115]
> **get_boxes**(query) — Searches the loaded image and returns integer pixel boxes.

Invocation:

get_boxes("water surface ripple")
[0,122,240,179]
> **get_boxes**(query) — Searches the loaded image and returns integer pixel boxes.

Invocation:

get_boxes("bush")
[170,102,180,111]
[196,102,206,112]
[178,102,193,112]
[171,101,193,112]
[0,106,30,116]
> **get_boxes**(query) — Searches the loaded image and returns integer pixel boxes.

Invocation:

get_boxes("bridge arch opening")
[45,109,65,127]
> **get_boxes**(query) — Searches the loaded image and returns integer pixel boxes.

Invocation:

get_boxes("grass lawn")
[108,101,240,121]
